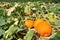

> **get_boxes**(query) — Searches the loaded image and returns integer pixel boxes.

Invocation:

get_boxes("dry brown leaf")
[0,2,9,7]
[7,3,18,16]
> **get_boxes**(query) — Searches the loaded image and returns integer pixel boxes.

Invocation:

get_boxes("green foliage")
[4,25,18,40]
[55,20,60,26]
[0,1,60,40]
[0,17,6,26]
[0,28,5,36]
[1,0,60,3]
[50,31,60,40]
[24,29,34,40]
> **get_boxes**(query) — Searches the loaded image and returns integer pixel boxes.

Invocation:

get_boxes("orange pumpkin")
[34,19,52,37]
[25,20,34,28]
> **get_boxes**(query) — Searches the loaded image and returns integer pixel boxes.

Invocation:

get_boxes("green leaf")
[0,17,6,26]
[6,18,12,23]
[54,4,60,16]
[0,28,5,36]
[50,31,60,40]
[55,20,60,26]
[0,17,12,26]
[17,25,25,32]
[4,25,18,39]
[4,35,14,40]
[0,8,6,16]
[48,13,57,22]
[24,5,31,13]
[24,29,34,40]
